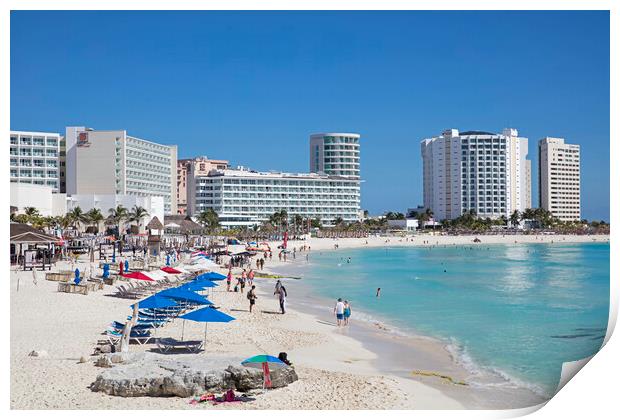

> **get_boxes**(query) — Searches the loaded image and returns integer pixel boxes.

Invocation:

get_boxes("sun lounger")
[156,337,203,353]
[106,328,152,346]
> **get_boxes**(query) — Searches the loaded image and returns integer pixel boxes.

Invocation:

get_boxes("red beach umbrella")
[160,266,182,274]
[122,271,155,281]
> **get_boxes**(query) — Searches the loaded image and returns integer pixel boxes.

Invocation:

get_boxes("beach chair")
[156,337,203,353]
[106,328,152,346]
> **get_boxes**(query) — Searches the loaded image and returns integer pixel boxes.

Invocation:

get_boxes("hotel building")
[421,128,531,221]
[65,127,178,214]
[538,137,581,221]
[10,131,61,192]
[309,133,361,178]
[178,157,229,214]
[191,167,361,227]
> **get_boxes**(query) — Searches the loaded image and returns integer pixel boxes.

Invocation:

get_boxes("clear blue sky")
[10,11,610,220]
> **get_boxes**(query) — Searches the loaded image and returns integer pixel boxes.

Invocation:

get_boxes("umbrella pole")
[182,318,185,341]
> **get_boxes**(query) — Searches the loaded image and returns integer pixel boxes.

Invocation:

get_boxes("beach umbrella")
[119,261,124,275]
[197,272,226,281]
[136,295,178,310]
[157,287,212,306]
[122,271,155,281]
[74,268,81,285]
[241,354,287,389]
[124,260,129,272]
[102,264,110,279]
[179,307,235,343]
[133,295,179,336]
[160,266,182,274]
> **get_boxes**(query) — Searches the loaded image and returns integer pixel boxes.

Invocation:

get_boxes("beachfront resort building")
[65,127,178,214]
[10,130,61,193]
[177,157,228,215]
[538,137,581,221]
[421,128,531,221]
[309,133,361,178]
[189,167,361,228]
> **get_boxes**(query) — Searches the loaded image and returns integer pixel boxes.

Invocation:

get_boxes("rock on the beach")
[78,356,89,364]
[94,355,113,368]
[90,354,298,397]
[28,350,48,358]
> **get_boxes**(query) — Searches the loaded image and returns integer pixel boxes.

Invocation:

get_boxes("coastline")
[9,233,608,409]
[259,233,610,409]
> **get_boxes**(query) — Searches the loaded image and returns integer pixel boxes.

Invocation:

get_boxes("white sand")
[10,233,607,409]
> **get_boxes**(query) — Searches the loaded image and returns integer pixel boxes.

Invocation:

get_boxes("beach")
[10,233,609,410]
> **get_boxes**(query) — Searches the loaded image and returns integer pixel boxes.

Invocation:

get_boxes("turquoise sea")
[295,242,609,397]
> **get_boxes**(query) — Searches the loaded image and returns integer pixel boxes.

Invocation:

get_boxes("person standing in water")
[334,298,345,326]
[376,287,381,298]
[343,301,352,325]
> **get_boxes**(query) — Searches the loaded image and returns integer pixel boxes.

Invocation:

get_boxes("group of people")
[334,298,352,326]
[226,268,255,293]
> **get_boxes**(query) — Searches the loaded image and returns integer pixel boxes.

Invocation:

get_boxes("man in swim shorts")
[334,298,345,326]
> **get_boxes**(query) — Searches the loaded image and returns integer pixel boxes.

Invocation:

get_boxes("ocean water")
[296,242,609,397]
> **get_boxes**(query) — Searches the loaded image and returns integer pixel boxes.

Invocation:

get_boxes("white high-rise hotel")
[10,131,61,192]
[190,133,361,227]
[65,127,178,214]
[538,137,580,221]
[421,128,531,221]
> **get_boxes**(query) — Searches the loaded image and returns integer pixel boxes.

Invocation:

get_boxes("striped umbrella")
[241,354,287,389]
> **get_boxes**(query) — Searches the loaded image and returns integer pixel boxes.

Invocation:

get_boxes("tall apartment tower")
[538,137,581,221]
[309,133,361,178]
[421,128,531,221]
[65,126,178,214]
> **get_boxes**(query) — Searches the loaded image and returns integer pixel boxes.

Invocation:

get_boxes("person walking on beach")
[247,285,257,313]
[226,269,232,292]
[248,269,255,286]
[279,285,287,314]
[343,301,352,325]
[334,298,345,326]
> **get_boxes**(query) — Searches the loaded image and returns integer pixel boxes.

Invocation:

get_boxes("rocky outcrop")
[90,353,298,397]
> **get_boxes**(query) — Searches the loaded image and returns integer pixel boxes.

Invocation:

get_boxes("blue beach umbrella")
[74,268,81,285]
[131,295,179,336]
[136,295,178,310]
[179,307,235,342]
[102,263,110,279]
[197,272,226,281]
[124,260,129,272]
[157,287,213,306]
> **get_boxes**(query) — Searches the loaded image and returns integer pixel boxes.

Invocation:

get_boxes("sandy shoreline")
[9,234,608,410]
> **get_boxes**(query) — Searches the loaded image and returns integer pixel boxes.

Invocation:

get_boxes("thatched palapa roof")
[164,215,204,234]
[146,216,165,230]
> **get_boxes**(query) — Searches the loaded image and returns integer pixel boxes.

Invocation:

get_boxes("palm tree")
[310,217,322,229]
[197,208,220,234]
[293,214,304,234]
[128,205,150,232]
[24,207,41,222]
[86,208,104,233]
[67,206,89,232]
[268,210,288,233]
[333,216,344,229]
[509,210,521,227]
[108,205,129,237]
